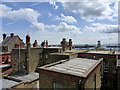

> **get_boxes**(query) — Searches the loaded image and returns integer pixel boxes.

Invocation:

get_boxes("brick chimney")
[26,34,30,44]
[10,33,14,38]
[61,38,67,51]
[26,42,31,74]
[46,40,48,47]
[33,40,38,47]
[69,39,72,50]
[41,40,45,47]
[3,33,6,40]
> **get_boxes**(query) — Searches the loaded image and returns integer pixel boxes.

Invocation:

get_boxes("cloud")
[0,4,40,23]
[31,21,81,34]
[84,23,119,33]
[55,13,77,24]
[49,0,58,9]
[55,22,80,33]
[62,2,117,22]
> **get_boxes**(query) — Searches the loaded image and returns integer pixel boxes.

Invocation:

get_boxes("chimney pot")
[61,38,67,51]
[46,40,48,47]
[69,39,72,50]
[3,33,6,40]
[33,40,38,47]
[11,33,14,37]
[26,34,30,44]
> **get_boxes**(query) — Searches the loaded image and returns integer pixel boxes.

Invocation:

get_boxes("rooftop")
[1,78,21,88]
[10,72,39,82]
[87,50,120,54]
[39,58,102,78]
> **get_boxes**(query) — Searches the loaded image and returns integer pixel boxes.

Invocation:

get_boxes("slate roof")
[2,35,22,46]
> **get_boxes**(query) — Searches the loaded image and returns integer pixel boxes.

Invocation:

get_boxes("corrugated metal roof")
[48,58,98,77]
[13,72,39,82]
[1,79,20,88]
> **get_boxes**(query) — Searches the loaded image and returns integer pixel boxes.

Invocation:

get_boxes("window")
[104,60,109,72]
[2,58,5,63]
[8,57,11,63]
[93,74,96,90]
[53,82,63,90]
[45,54,48,59]
[14,64,17,71]
[14,57,17,61]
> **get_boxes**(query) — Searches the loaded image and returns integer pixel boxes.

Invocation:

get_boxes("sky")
[0,0,119,45]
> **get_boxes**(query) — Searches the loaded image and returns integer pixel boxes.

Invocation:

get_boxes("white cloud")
[62,2,117,22]
[0,4,40,23]
[31,21,81,34]
[84,23,119,33]
[55,13,77,24]
[31,23,45,31]
[49,0,58,9]
[55,22,80,33]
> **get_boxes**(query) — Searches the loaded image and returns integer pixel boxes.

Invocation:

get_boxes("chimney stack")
[11,33,14,38]
[69,39,72,50]
[33,40,38,47]
[61,38,67,51]
[41,40,45,47]
[46,40,48,47]
[26,34,30,44]
[3,33,6,40]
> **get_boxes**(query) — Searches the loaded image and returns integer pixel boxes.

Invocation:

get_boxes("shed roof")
[1,78,20,88]
[11,72,39,82]
[39,58,102,78]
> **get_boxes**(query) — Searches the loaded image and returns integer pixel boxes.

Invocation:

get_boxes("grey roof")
[1,78,20,88]
[12,72,39,82]
[40,58,102,78]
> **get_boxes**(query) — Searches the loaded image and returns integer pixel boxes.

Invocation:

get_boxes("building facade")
[78,50,120,89]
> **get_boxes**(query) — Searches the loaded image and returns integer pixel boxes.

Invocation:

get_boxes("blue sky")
[0,1,119,45]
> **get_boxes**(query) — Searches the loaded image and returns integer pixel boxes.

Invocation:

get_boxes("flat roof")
[87,50,120,54]
[11,72,39,82]
[1,78,20,88]
[40,58,102,78]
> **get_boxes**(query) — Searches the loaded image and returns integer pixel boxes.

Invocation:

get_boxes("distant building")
[96,40,102,49]
[1,33,24,52]
[78,50,120,89]
[39,58,103,89]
